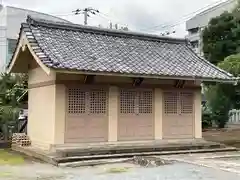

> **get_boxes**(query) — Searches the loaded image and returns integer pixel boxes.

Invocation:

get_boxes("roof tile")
[11,16,236,81]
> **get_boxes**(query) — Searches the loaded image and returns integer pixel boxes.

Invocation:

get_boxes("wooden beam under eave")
[132,78,144,86]
[174,80,186,88]
[83,75,95,84]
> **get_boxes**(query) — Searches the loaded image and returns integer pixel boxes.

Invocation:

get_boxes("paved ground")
[1,152,240,180]
[161,151,240,174]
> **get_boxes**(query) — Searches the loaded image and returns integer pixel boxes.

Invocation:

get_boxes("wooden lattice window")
[120,89,153,114]
[164,92,178,114]
[164,91,194,115]
[180,92,193,114]
[90,89,107,114]
[139,91,153,114]
[120,90,136,114]
[68,88,86,114]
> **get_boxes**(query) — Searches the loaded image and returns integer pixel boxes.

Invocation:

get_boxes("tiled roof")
[11,16,235,81]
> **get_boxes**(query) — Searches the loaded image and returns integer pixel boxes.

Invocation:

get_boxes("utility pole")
[84,9,88,25]
[73,7,99,25]
[109,22,113,29]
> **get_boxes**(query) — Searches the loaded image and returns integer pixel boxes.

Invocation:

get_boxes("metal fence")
[229,109,240,124]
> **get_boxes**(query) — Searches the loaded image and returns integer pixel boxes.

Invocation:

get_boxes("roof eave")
[202,75,237,83]
[7,31,24,74]
[7,33,51,75]
[53,68,237,84]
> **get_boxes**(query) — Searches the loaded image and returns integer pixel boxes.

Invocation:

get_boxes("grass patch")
[105,167,130,174]
[0,172,12,178]
[0,149,25,165]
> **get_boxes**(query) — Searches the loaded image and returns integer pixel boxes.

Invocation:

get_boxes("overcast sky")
[3,0,225,37]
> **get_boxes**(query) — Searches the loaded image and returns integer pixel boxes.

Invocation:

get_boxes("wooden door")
[118,88,154,141]
[65,87,108,143]
[163,90,194,139]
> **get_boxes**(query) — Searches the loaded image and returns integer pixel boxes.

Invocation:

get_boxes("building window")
[188,27,199,34]
[164,91,194,115]
[67,87,108,115]
[191,41,199,49]
[164,92,178,114]
[7,39,17,64]
[90,89,107,114]
[120,89,153,114]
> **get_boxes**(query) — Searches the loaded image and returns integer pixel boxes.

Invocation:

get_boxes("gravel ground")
[0,160,240,180]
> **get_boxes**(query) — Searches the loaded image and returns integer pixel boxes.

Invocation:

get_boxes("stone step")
[58,158,130,167]
[55,147,237,165]
[55,142,223,158]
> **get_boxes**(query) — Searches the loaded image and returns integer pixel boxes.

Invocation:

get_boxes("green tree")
[205,84,232,128]
[0,73,27,139]
[202,2,240,128]
[219,53,240,76]
[202,12,240,65]
[0,73,27,106]
[218,54,240,109]
[205,54,240,128]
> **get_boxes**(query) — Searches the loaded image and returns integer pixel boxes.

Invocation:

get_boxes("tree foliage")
[0,73,27,107]
[218,53,240,76]
[204,54,240,128]
[202,2,240,128]
[219,54,240,109]
[202,12,240,65]
[0,73,27,138]
[205,84,232,128]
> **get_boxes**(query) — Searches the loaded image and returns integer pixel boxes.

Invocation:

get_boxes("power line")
[96,12,128,28]
[98,12,128,27]
[2,0,229,34]
[143,0,227,31]
[53,13,75,17]
[0,13,72,18]
[95,13,110,22]
[140,0,228,32]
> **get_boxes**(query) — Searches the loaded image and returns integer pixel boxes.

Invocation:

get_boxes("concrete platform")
[12,145,58,165]
[12,139,237,166]
[53,139,225,157]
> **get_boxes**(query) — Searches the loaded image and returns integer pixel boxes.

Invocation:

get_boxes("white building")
[0,5,70,72]
[186,0,237,56]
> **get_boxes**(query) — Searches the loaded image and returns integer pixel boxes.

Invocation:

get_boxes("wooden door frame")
[162,89,195,139]
[117,87,154,141]
[64,85,109,143]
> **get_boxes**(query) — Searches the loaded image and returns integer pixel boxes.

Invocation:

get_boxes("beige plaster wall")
[28,85,56,150]
[54,84,66,145]
[108,86,118,142]
[28,70,202,150]
[56,73,85,81]
[194,89,202,138]
[154,88,163,139]
[28,67,57,150]
[29,67,56,85]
